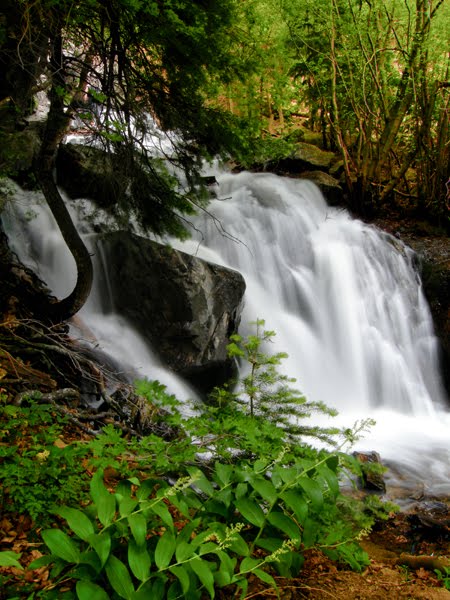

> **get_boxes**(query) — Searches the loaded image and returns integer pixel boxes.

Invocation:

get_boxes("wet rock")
[353,451,387,493]
[407,501,450,546]
[298,171,343,205]
[56,143,125,208]
[97,231,246,392]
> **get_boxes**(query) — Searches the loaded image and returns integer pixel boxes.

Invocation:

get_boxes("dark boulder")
[96,231,246,392]
[353,451,386,493]
[56,143,126,208]
[298,170,343,206]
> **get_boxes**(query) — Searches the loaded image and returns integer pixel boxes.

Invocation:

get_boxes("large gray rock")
[298,171,343,206]
[56,143,124,207]
[97,231,246,391]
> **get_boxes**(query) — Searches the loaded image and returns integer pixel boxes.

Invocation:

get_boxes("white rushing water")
[3,170,449,497]
[172,170,450,497]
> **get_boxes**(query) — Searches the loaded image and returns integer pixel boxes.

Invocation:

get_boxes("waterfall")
[172,170,450,496]
[3,170,449,496]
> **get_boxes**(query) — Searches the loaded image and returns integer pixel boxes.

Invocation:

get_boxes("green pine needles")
[213,319,339,445]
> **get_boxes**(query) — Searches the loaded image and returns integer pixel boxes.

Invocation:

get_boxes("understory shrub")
[2,321,390,598]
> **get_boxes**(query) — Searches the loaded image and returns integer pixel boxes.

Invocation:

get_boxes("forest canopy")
[0,0,449,318]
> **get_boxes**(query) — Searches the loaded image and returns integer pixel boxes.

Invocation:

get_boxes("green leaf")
[190,557,215,598]
[105,555,135,599]
[254,568,277,588]
[297,478,323,510]
[215,550,236,586]
[175,540,194,563]
[0,550,23,569]
[57,507,95,542]
[281,490,308,524]
[155,531,176,570]
[213,463,232,487]
[255,537,283,553]
[151,502,174,531]
[118,495,138,518]
[169,565,190,596]
[235,497,265,527]
[127,513,147,547]
[90,470,116,527]
[76,580,110,600]
[227,533,249,557]
[249,477,277,504]
[132,576,167,600]
[29,555,54,570]
[89,532,111,567]
[128,539,151,582]
[239,556,260,573]
[317,464,340,497]
[187,467,215,497]
[267,512,300,543]
[42,529,80,564]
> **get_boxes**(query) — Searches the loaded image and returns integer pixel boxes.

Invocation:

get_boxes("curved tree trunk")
[35,31,93,323]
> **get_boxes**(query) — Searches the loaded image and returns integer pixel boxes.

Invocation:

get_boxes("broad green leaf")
[278,466,298,485]
[317,464,340,497]
[127,513,147,547]
[227,533,249,557]
[190,557,215,598]
[151,502,174,531]
[57,507,95,542]
[118,495,138,518]
[79,550,101,573]
[0,550,22,569]
[89,532,111,567]
[175,540,194,563]
[249,477,277,504]
[76,580,110,600]
[187,467,215,497]
[128,539,151,582]
[267,512,300,543]
[213,462,232,487]
[253,568,277,588]
[90,470,116,526]
[297,478,323,510]
[235,497,265,527]
[132,576,167,600]
[198,542,220,556]
[169,565,190,596]
[42,529,80,564]
[239,556,260,573]
[255,537,283,553]
[105,555,135,600]
[281,490,308,524]
[155,531,176,570]
[28,555,54,570]
[215,550,236,586]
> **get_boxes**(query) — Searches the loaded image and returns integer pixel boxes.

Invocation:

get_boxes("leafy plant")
[0,398,90,523]
[32,448,369,600]
[435,566,450,590]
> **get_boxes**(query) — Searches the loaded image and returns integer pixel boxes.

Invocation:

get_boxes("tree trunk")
[35,32,93,323]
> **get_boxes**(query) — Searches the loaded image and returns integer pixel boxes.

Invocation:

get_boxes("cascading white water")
[1,183,196,402]
[3,169,449,496]
[172,170,450,497]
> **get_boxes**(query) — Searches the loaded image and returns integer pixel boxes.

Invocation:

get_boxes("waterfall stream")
[3,169,449,497]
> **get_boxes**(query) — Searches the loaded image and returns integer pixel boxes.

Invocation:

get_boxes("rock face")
[56,143,124,207]
[97,231,246,391]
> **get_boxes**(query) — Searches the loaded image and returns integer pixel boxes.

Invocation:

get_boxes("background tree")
[0,0,253,320]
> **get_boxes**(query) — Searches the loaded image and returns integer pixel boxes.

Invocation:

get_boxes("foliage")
[31,452,369,599]
[0,324,396,598]
[435,566,450,590]
[0,395,89,524]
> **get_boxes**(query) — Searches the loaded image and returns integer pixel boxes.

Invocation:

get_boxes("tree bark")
[35,31,93,323]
